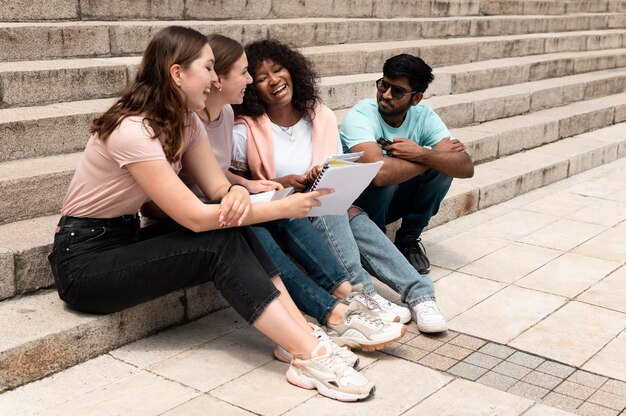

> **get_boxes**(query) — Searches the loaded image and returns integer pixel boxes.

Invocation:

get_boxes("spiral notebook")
[307,159,383,216]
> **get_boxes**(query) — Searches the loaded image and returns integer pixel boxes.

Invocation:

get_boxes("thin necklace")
[268,113,298,142]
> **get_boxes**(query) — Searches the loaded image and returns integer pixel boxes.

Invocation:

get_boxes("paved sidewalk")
[1,158,625,416]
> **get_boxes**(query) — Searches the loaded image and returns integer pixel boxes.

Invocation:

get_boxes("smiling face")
[252,59,294,110]
[220,53,253,105]
[177,43,218,112]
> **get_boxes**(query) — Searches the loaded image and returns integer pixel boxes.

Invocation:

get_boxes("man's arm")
[351,141,429,187]
[386,137,474,179]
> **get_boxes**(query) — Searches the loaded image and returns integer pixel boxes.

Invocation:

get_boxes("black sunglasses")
[376,78,418,100]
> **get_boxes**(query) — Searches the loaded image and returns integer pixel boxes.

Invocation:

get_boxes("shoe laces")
[345,304,383,328]
[417,300,439,315]
[315,348,351,376]
[404,236,427,255]
[370,292,395,310]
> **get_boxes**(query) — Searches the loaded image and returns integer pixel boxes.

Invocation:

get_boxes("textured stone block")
[387,344,429,363]
[431,0,480,16]
[588,390,626,411]
[479,0,523,16]
[449,334,486,350]
[554,380,596,400]
[559,108,614,139]
[479,343,516,359]
[473,93,530,123]
[493,361,533,380]
[419,353,458,371]
[464,351,503,369]
[0,0,78,21]
[477,371,517,391]
[523,370,564,390]
[507,351,545,369]
[542,392,583,412]
[0,247,15,300]
[536,361,576,378]
[477,38,544,60]
[448,361,488,380]
[372,0,431,18]
[407,335,446,351]
[508,381,550,401]
[186,0,272,19]
[79,0,185,19]
[575,402,619,416]
[434,343,473,360]
[184,282,229,321]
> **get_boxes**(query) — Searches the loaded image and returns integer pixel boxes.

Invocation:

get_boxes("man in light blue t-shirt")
[340,54,474,275]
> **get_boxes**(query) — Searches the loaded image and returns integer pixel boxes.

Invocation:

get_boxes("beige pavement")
[1,158,625,415]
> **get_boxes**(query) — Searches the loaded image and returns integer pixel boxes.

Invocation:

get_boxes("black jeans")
[48,216,280,323]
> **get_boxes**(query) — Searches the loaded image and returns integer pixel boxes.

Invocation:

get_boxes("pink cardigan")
[235,104,338,180]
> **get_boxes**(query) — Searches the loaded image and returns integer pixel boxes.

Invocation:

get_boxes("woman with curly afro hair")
[233,39,447,336]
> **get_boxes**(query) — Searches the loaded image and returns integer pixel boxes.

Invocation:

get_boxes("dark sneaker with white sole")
[396,234,430,275]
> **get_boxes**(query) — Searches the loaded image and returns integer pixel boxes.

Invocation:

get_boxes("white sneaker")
[326,301,406,351]
[411,300,448,333]
[274,324,360,368]
[346,285,411,324]
[286,340,375,401]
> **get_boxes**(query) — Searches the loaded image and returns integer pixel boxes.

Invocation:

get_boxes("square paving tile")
[479,343,516,359]
[554,380,596,400]
[162,395,255,416]
[493,361,533,380]
[459,243,561,283]
[523,370,565,390]
[568,177,625,199]
[406,335,445,352]
[572,224,626,264]
[434,272,507,319]
[583,332,626,382]
[578,266,626,313]
[519,219,606,251]
[449,334,487,350]
[508,381,550,401]
[601,380,626,397]
[464,351,503,369]
[434,343,473,361]
[575,402,620,416]
[211,360,315,416]
[524,403,578,415]
[507,351,545,369]
[567,370,609,389]
[447,361,489,380]
[477,371,518,391]
[521,192,598,217]
[587,390,626,412]
[404,379,533,416]
[386,344,429,363]
[472,210,559,241]
[419,353,458,371]
[542,392,583,412]
[450,286,566,344]
[536,361,576,379]
[36,373,198,416]
[283,357,451,416]
[148,327,275,392]
[567,199,626,227]
[510,302,626,367]
[516,253,621,298]
[428,232,510,270]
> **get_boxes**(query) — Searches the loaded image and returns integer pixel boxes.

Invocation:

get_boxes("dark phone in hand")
[377,137,393,147]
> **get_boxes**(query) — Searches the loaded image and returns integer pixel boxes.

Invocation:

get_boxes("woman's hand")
[245,179,283,194]
[305,165,323,184]
[278,189,333,218]
[274,174,309,192]
[219,185,251,227]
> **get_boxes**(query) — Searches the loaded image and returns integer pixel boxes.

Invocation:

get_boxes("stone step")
[480,0,625,15]
[1,0,620,22]
[0,284,228,392]
[0,14,624,62]
[2,65,625,164]
[2,106,625,301]
[0,29,626,107]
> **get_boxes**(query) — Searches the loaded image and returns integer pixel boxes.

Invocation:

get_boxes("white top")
[232,116,342,177]
[232,117,314,177]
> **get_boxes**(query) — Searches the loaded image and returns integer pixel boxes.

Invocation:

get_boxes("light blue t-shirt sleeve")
[339,101,380,151]
[417,106,450,148]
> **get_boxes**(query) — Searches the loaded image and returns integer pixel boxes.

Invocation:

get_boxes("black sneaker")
[396,235,430,275]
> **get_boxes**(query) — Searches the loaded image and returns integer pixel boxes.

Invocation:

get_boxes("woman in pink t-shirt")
[48,26,373,401]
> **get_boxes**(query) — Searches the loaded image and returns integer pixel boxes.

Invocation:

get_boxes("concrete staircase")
[1,0,625,393]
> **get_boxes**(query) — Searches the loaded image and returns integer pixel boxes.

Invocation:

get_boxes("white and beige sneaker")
[286,340,375,402]
[346,285,411,324]
[325,301,406,351]
[411,300,448,333]
[274,323,360,368]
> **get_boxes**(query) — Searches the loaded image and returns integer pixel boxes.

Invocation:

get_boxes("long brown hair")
[90,26,209,162]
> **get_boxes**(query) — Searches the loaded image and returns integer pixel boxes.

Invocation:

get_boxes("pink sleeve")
[182,112,209,154]
[106,117,166,167]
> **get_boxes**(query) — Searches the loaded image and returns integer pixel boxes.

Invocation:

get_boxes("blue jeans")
[355,168,452,239]
[252,219,348,324]
[311,212,435,307]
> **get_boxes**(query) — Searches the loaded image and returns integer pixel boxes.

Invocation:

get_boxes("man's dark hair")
[383,54,434,93]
